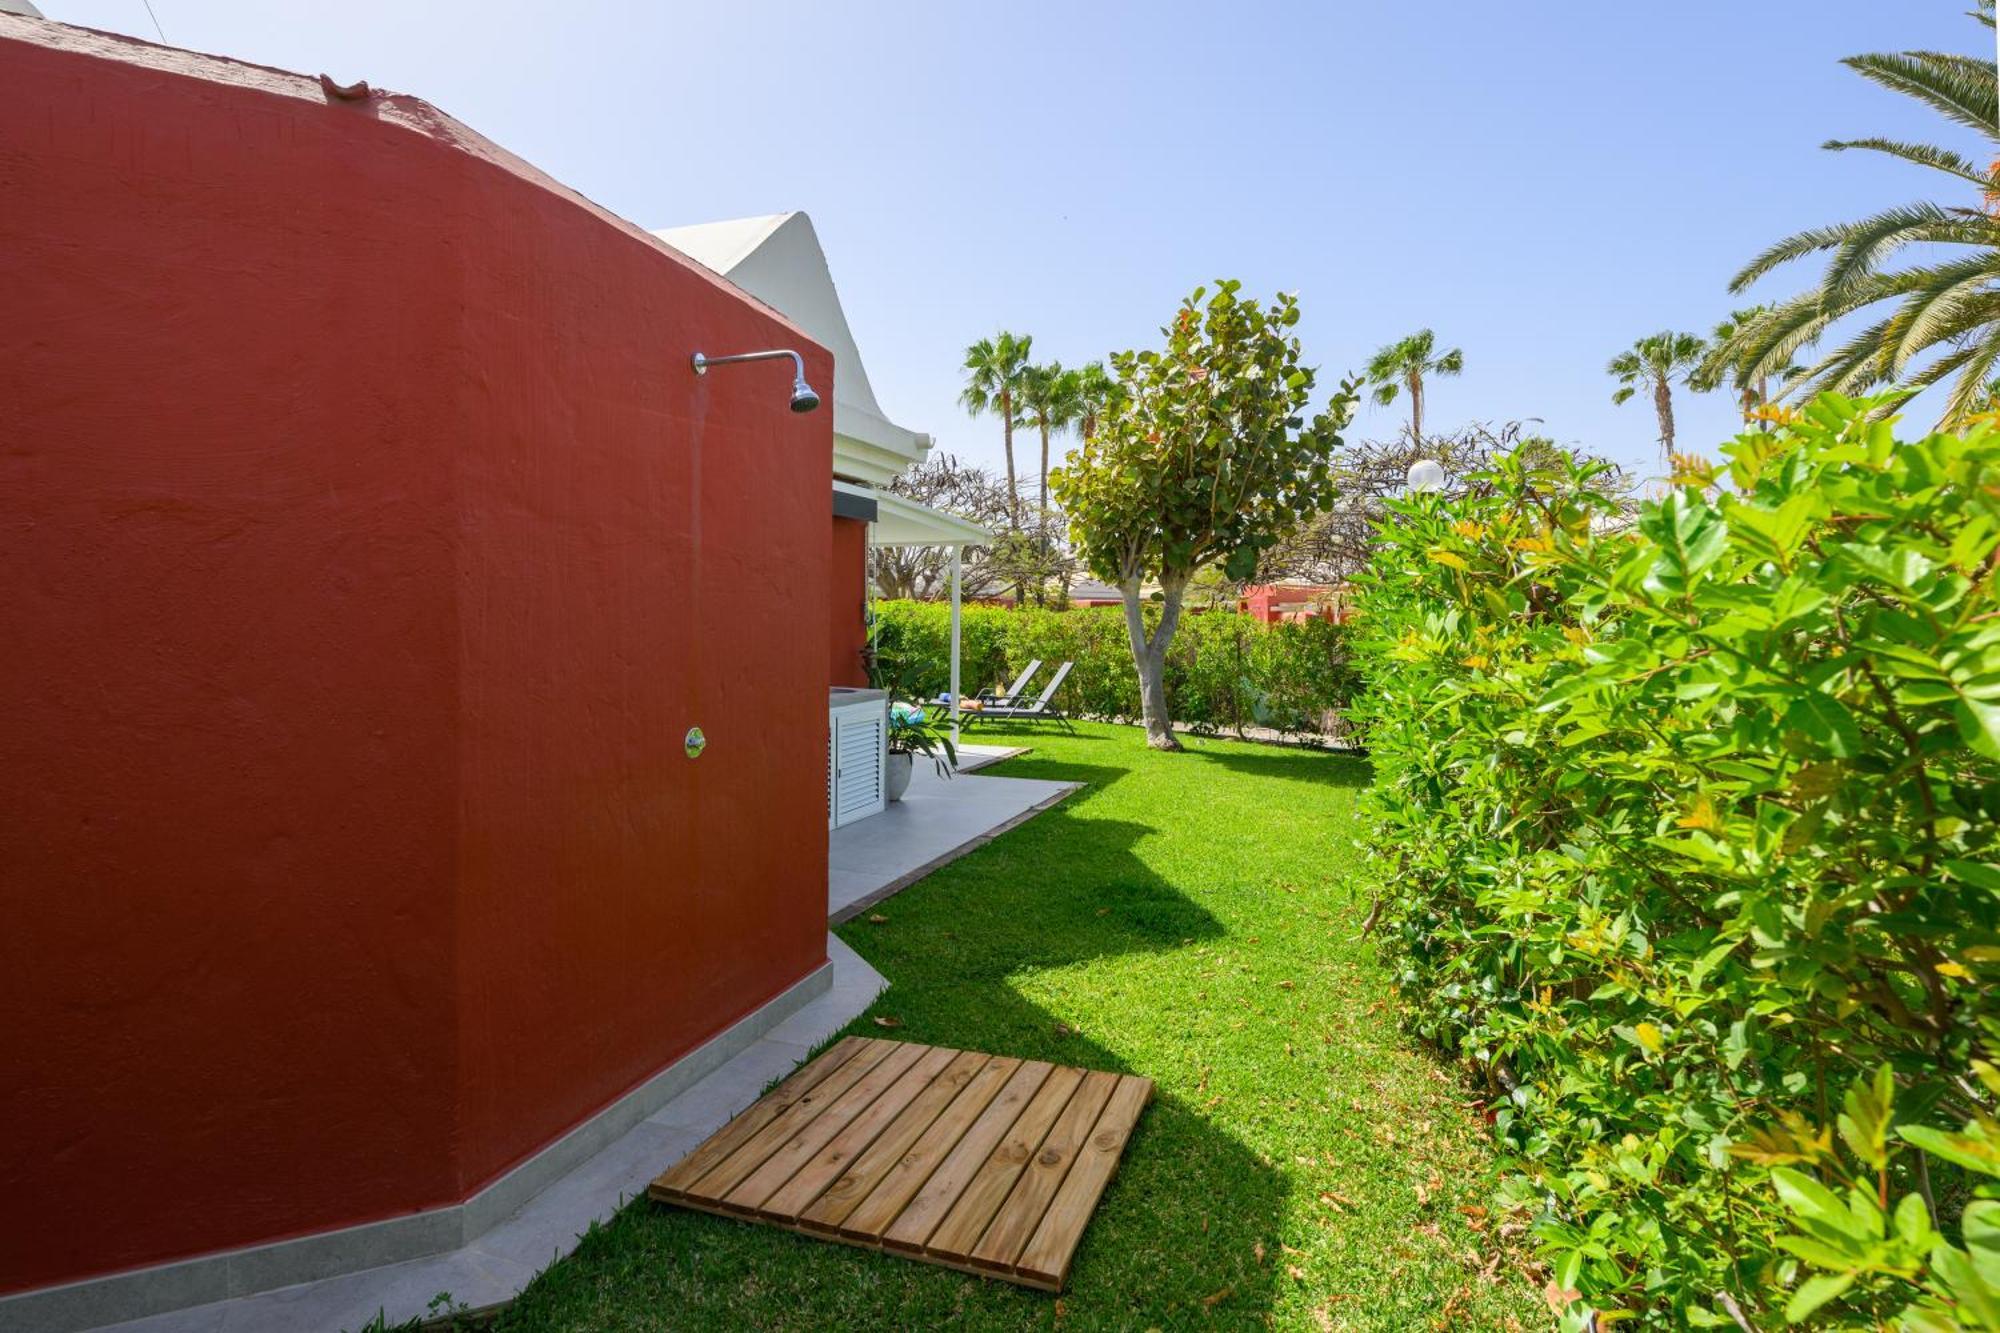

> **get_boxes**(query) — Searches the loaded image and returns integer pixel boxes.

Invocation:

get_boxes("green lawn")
[491,723,1539,1331]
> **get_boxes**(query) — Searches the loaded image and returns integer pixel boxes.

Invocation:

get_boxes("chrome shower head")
[789,372,820,414]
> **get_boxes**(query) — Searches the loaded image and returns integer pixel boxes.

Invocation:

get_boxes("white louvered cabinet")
[828,689,887,829]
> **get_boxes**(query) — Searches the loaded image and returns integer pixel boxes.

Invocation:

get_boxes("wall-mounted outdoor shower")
[690,348,820,414]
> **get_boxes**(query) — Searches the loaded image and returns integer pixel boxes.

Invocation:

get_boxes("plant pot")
[884,750,914,802]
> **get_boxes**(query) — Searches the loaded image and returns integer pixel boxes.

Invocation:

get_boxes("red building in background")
[1239,581,1354,624]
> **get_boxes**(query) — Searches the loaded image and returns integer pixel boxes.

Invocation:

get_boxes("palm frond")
[1843,50,2000,143]
[1895,340,1994,427]
[1896,339,1984,395]
[1894,289,2000,369]
[1699,305,1785,391]
[1822,201,1975,296]
[1616,331,1707,378]
[1732,204,1978,292]
[959,331,1034,421]
[1722,285,1863,385]
[1823,137,1994,188]
[1365,330,1428,383]
[1881,253,2000,370]
[1803,315,1899,396]
[1941,334,2000,426]
[1723,11,2000,427]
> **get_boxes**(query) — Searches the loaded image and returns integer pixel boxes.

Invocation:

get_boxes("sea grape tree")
[1052,280,1355,749]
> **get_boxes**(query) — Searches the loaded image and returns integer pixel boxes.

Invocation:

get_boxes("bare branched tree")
[868,454,1007,600]
[867,453,1076,603]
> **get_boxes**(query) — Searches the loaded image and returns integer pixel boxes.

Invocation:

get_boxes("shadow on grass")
[504,804,1289,1330]
[1180,744,1372,790]
[818,806,1288,1325]
[960,721,1107,745]
[977,722,1371,797]
[973,758,1134,803]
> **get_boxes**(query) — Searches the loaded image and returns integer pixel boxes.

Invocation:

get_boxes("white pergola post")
[949,545,962,753]
[857,488,990,765]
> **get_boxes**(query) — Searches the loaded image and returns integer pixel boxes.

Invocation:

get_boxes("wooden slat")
[1011,1074,1154,1288]
[835,1055,1026,1242]
[722,1040,931,1214]
[758,1045,961,1221]
[648,1036,866,1201]
[677,1039,897,1203]
[797,1050,992,1233]
[651,1042,1151,1293]
[969,1069,1117,1271]
[922,1066,1083,1259]
[880,1060,1054,1253]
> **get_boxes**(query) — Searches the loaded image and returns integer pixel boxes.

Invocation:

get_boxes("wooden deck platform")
[648,1036,1152,1292]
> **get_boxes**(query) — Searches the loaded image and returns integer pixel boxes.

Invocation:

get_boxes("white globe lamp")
[1406,458,1447,493]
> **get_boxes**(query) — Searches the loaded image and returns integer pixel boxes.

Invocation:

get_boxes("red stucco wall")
[829,517,870,687]
[0,19,831,1295]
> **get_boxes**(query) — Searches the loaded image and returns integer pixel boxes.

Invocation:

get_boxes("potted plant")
[885,700,956,802]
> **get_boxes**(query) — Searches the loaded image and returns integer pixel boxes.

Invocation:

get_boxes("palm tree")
[1015,361,1082,523]
[1072,360,1119,442]
[1695,306,1801,425]
[1364,330,1463,443]
[1718,7,2000,427]
[1609,331,1709,468]
[959,332,1034,526]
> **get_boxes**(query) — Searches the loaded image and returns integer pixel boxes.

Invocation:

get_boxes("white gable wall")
[655,212,930,486]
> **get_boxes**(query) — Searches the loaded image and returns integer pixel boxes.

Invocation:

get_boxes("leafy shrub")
[1747,1062,2000,1328]
[868,600,1358,738]
[1351,398,2000,1328]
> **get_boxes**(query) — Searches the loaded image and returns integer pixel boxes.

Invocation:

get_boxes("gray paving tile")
[828,869,884,915]
[826,769,1072,924]
[211,1247,536,1333]
[94,1303,228,1333]
[645,1037,808,1131]
[472,1121,702,1271]
[772,973,885,1046]
[764,998,854,1047]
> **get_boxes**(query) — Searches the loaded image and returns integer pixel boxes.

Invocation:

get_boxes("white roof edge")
[867,492,992,548]
[839,399,929,456]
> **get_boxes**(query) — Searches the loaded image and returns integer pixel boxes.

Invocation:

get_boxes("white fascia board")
[868,492,991,548]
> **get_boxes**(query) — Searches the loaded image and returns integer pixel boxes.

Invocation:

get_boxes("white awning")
[865,491,990,548]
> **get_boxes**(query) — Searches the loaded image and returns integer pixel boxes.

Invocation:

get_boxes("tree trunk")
[1119,576,1187,751]
[1409,372,1424,444]
[1653,376,1676,470]
[1000,389,1019,527]
[1038,420,1051,525]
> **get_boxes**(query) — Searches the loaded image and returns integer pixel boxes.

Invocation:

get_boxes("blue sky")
[51,0,1991,481]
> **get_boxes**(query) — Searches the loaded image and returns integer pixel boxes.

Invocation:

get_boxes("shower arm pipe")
[690,348,805,378]
[690,346,821,413]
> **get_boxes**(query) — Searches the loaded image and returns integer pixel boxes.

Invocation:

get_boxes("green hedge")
[1351,400,2000,1328]
[868,599,1358,738]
